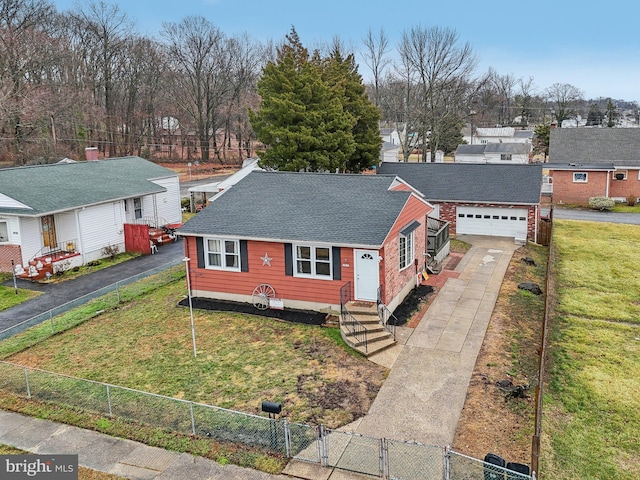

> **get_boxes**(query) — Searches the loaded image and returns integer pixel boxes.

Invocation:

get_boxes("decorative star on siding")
[260,253,273,266]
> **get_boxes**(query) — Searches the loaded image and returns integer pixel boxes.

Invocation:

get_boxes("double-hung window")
[295,245,331,278]
[399,231,414,270]
[133,197,143,219]
[205,238,240,271]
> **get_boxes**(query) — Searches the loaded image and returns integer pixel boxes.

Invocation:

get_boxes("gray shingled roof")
[179,171,416,247]
[376,163,542,204]
[0,157,176,216]
[549,128,640,165]
[455,144,486,155]
[484,143,530,154]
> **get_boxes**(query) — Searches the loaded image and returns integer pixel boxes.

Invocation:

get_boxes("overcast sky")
[52,0,640,102]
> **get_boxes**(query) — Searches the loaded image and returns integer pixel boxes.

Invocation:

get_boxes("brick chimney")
[85,147,99,161]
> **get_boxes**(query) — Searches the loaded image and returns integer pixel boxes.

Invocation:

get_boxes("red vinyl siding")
[185,237,355,306]
[379,195,432,304]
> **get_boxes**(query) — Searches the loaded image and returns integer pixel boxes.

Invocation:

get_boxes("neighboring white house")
[0,156,181,273]
[380,128,401,145]
[455,143,531,164]
[380,141,401,163]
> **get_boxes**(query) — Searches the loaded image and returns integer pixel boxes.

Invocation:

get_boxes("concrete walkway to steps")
[355,235,519,446]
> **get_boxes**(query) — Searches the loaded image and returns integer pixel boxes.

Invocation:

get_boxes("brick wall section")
[0,245,23,273]
[436,202,538,242]
[608,169,640,201]
[550,170,609,205]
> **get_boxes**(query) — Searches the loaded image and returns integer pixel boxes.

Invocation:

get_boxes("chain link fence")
[0,361,534,479]
[0,259,184,347]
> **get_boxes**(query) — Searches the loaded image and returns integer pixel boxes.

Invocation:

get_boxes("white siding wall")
[485,152,529,164]
[150,177,181,224]
[18,217,41,265]
[78,202,125,262]
[455,154,486,164]
[55,211,78,245]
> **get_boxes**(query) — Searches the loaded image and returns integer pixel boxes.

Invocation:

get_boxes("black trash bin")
[483,453,506,480]
[506,462,530,478]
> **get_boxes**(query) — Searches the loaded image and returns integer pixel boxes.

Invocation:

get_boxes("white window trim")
[0,221,8,243]
[294,244,332,279]
[500,154,512,161]
[133,197,143,220]
[573,172,588,183]
[613,170,627,180]
[204,237,241,271]
[399,231,414,271]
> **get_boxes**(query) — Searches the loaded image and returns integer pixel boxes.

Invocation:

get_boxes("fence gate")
[124,223,150,254]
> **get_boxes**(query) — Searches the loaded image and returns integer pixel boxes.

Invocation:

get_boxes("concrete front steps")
[340,301,396,357]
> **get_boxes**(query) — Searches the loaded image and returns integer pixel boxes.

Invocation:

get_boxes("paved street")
[543,206,640,224]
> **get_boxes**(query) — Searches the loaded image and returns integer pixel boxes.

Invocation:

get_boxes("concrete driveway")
[350,235,520,447]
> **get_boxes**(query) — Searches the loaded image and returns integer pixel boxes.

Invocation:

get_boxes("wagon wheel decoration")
[252,284,276,310]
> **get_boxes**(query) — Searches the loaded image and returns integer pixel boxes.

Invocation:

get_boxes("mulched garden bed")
[178,297,328,325]
[388,285,435,326]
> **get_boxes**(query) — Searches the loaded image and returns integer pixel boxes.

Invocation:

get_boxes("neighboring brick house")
[547,128,640,205]
[177,171,434,314]
[377,163,543,242]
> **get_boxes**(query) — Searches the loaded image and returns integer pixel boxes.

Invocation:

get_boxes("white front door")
[354,249,379,301]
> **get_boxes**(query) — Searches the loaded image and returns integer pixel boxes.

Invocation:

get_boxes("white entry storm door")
[354,249,379,302]
[457,206,528,239]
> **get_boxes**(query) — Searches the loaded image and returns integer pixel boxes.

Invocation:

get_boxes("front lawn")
[4,280,387,429]
[542,220,640,480]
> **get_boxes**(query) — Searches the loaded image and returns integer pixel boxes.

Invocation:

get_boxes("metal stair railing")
[339,281,368,353]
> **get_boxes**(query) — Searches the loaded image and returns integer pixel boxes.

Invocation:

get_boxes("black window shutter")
[332,247,341,280]
[196,237,205,268]
[240,240,249,272]
[284,243,293,276]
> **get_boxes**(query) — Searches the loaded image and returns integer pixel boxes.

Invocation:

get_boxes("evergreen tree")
[586,103,604,126]
[606,98,618,127]
[250,27,380,172]
[321,48,382,171]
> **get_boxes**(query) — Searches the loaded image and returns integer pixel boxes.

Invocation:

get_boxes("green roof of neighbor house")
[0,157,177,216]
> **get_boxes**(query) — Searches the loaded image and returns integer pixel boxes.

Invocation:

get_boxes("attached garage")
[456,206,528,239]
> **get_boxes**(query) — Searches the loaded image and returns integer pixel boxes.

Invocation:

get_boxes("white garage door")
[457,207,528,239]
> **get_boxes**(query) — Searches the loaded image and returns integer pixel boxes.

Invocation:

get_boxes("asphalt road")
[545,206,640,225]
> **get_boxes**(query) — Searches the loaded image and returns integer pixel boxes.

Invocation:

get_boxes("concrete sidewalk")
[0,410,289,480]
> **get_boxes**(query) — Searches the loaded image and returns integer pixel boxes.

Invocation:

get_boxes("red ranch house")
[178,171,434,316]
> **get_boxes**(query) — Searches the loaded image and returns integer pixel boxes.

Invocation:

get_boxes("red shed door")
[354,249,379,301]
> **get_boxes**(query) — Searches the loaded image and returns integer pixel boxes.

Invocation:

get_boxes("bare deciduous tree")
[162,16,235,163]
[546,83,584,127]
[399,25,477,161]
[361,27,391,108]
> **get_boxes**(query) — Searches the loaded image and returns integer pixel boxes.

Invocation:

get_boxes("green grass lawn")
[5,280,387,429]
[542,220,640,480]
[0,284,41,311]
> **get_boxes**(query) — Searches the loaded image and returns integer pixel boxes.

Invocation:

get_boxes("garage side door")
[457,207,528,239]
